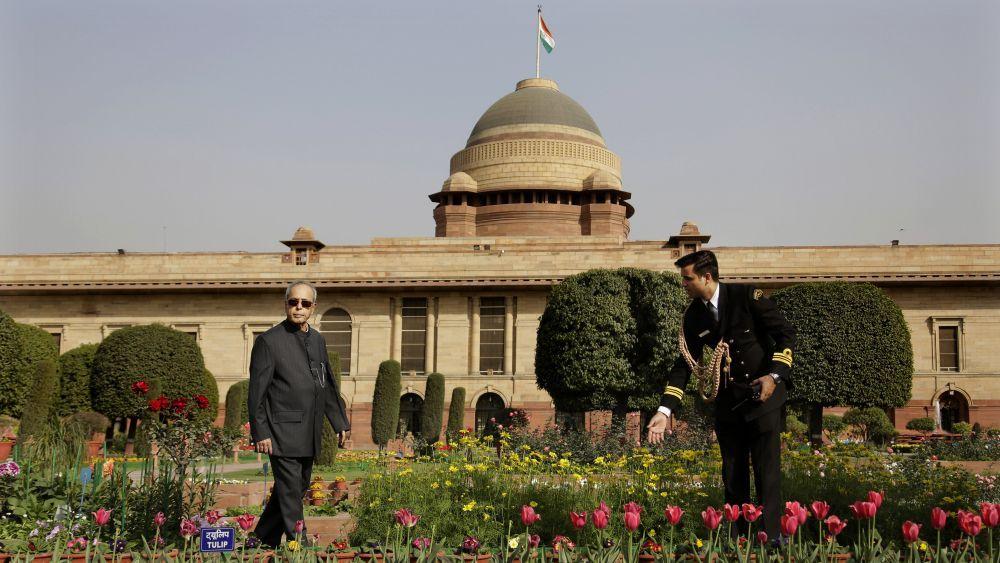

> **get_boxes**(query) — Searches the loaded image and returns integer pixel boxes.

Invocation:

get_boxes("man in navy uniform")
[647,250,795,541]
[248,281,351,547]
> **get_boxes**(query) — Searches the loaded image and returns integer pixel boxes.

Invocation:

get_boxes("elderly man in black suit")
[248,281,351,547]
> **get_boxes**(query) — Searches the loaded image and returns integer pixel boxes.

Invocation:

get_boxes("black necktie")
[706,301,719,324]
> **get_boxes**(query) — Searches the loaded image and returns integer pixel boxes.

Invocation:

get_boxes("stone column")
[469,297,480,375]
[391,298,402,361]
[503,296,514,375]
[425,297,436,374]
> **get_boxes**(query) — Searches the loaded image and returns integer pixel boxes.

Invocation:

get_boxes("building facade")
[2,79,998,446]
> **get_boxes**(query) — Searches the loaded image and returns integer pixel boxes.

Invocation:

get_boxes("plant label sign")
[200,527,236,552]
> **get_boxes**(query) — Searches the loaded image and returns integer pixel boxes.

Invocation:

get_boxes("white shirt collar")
[702,283,720,310]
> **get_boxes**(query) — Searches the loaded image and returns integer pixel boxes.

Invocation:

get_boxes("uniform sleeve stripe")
[772,356,792,367]
[663,386,685,399]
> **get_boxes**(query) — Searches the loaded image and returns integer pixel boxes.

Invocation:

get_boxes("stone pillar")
[425,298,436,374]
[469,297,480,375]
[391,298,402,361]
[503,296,514,375]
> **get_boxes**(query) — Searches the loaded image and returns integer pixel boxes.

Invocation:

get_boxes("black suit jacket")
[661,283,796,422]
[248,319,351,457]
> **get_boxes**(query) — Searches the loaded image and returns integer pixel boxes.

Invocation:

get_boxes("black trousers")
[255,455,313,547]
[714,408,782,540]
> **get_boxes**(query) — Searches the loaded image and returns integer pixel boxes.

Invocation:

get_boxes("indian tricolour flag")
[539,14,555,53]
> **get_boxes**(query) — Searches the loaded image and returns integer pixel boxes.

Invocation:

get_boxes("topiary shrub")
[0,310,25,417]
[420,373,445,444]
[17,359,59,441]
[843,407,898,444]
[191,368,220,421]
[64,410,110,442]
[58,344,99,416]
[317,351,342,466]
[371,360,401,451]
[6,323,59,418]
[785,414,808,442]
[952,422,973,436]
[446,387,466,442]
[91,324,206,419]
[133,379,162,457]
[823,414,847,442]
[224,380,250,430]
[906,417,937,435]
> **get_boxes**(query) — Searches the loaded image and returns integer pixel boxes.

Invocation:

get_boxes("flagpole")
[535,5,541,78]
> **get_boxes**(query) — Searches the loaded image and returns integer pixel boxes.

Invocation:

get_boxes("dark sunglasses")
[286,298,314,308]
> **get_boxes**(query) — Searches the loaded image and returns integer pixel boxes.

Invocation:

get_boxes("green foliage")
[952,422,973,436]
[772,282,913,408]
[0,310,26,417]
[447,387,466,440]
[823,413,847,441]
[915,432,1000,461]
[91,324,206,418]
[58,343,99,415]
[535,268,687,415]
[133,379,162,457]
[317,351,343,466]
[906,417,936,434]
[191,368,220,421]
[785,414,808,441]
[420,372,445,444]
[223,380,250,429]
[371,359,401,449]
[843,407,898,444]
[16,323,60,400]
[17,359,59,441]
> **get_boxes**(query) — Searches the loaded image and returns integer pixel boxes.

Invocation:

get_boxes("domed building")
[429,78,633,238]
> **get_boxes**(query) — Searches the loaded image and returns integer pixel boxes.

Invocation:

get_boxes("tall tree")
[371,360,401,451]
[420,373,446,444]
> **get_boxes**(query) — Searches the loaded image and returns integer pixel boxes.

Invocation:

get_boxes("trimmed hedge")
[224,380,250,430]
[0,310,27,416]
[772,282,913,408]
[6,323,60,418]
[59,344,99,416]
[446,387,466,440]
[371,360,401,450]
[906,417,936,434]
[18,359,59,440]
[843,407,898,444]
[317,351,343,466]
[420,373,445,444]
[91,324,207,418]
[193,368,220,421]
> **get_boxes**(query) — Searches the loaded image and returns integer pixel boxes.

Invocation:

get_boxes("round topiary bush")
[64,410,110,441]
[59,344,100,416]
[371,360,401,450]
[0,310,26,417]
[906,417,937,435]
[843,407,898,444]
[224,380,250,430]
[91,324,207,419]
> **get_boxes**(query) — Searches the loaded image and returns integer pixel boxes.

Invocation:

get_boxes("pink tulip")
[521,505,541,526]
[810,501,830,521]
[294,519,305,534]
[702,507,722,531]
[756,531,768,545]
[180,519,198,538]
[153,512,166,527]
[785,501,808,525]
[623,502,642,515]
[664,506,684,526]
[825,515,847,536]
[205,509,222,525]
[780,514,799,537]
[930,507,948,530]
[394,509,420,528]
[624,510,641,532]
[902,521,921,544]
[598,501,610,516]
[959,511,983,536]
[980,503,999,528]
[850,501,877,520]
[570,511,587,529]
[529,535,541,548]
[723,504,741,522]
[93,508,112,527]
[236,513,256,532]
[741,504,762,523]
[867,491,884,509]
[592,509,609,530]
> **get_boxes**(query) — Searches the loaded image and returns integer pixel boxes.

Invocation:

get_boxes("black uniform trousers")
[715,407,782,540]
[254,455,314,547]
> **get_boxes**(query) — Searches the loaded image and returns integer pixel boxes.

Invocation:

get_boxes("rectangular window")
[295,250,308,266]
[479,297,505,374]
[938,326,959,372]
[50,332,61,351]
[400,297,427,374]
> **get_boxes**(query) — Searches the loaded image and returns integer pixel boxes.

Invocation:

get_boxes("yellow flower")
[449,465,459,473]
[595,456,605,464]
[431,482,440,489]
[445,480,452,487]
[287,540,300,552]
[501,492,508,498]
[463,500,477,512]
[464,464,475,472]
[557,459,570,468]
[508,538,520,549]
[529,501,538,508]
[398,468,412,477]
[648,529,656,538]
[660,492,668,497]
[483,513,491,521]
[696,539,703,548]
[919,542,928,552]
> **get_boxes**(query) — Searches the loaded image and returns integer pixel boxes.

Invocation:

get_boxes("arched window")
[398,393,424,438]
[320,308,352,375]
[938,391,969,433]
[475,392,505,436]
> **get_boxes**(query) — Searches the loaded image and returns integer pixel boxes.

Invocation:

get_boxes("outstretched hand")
[646,412,671,444]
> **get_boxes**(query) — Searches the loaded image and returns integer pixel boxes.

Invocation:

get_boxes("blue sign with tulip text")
[199,527,236,552]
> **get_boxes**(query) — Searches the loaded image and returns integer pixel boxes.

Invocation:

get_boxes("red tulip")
[810,501,830,521]
[780,514,799,537]
[959,511,983,536]
[205,509,222,525]
[394,509,420,528]
[623,502,642,515]
[294,519,305,534]
[723,504,741,522]
[702,507,722,531]
[931,507,948,530]
[180,519,198,538]
[598,501,610,516]
[236,513,256,532]
[153,512,166,527]
[664,506,684,526]
[867,491,884,509]
[980,503,999,528]
[529,535,540,548]
[850,501,877,520]
[624,510,641,532]
[825,515,847,536]
[902,521,921,544]
[741,504,763,523]
[592,508,609,530]
[570,511,587,529]
[93,508,112,527]
[756,531,768,545]
[521,505,541,526]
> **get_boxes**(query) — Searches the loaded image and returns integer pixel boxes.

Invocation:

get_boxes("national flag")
[539,15,555,53]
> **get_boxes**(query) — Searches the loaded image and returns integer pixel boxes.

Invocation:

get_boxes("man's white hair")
[285,280,318,302]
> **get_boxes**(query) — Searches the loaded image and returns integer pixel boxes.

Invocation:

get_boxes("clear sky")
[2,0,998,254]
